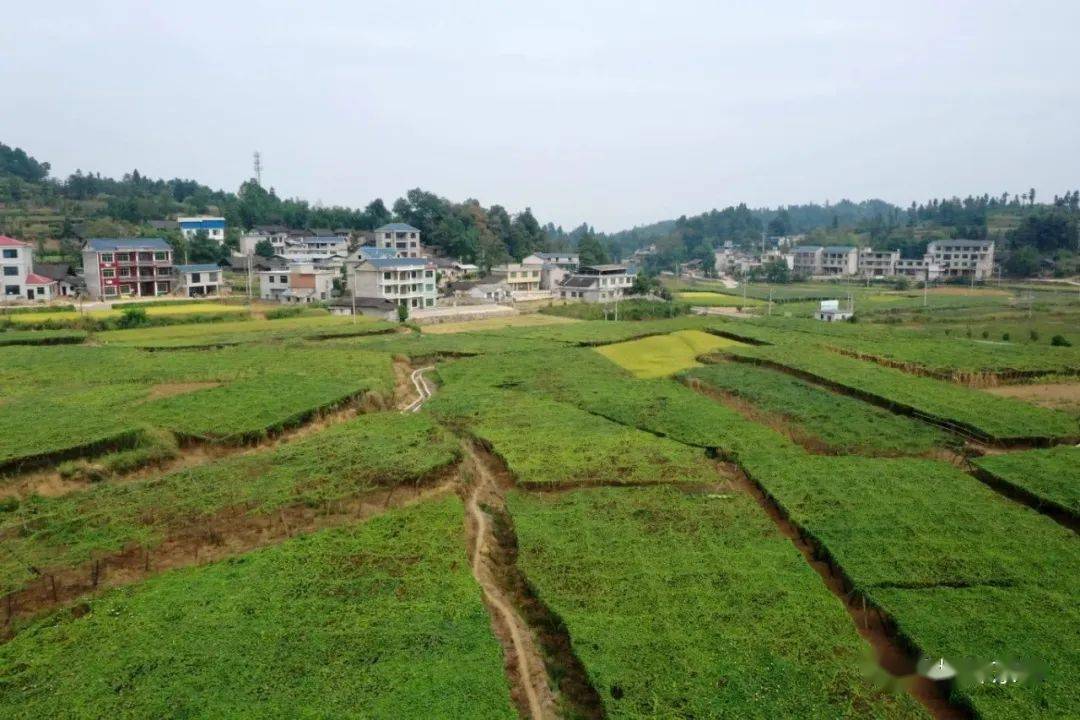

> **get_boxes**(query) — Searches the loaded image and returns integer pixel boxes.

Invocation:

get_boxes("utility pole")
[246,253,252,303]
[923,267,928,307]
[768,288,773,316]
[253,152,263,185]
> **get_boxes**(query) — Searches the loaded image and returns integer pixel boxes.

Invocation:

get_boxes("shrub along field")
[0,412,458,597]
[0,496,516,719]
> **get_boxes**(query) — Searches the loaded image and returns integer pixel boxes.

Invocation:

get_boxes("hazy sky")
[2,1,1077,231]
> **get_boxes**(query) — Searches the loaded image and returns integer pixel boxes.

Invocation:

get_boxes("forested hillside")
[608,192,1080,278]
[2,141,1076,277]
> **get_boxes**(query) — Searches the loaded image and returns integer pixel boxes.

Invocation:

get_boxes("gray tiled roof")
[86,238,171,251]
[374,222,420,233]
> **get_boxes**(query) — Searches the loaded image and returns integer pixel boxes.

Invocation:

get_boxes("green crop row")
[0,329,87,346]
[509,486,926,719]
[95,314,393,348]
[0,412,459,595]
[717,342,1079,442]
[428,385,715,488]
[973,447,1080,519]
[685,361,951,455]
[0,496,515,719]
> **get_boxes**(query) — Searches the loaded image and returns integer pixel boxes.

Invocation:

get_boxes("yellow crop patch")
[594,329,743,378]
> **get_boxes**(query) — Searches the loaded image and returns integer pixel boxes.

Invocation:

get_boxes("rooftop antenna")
[253,151,263,185]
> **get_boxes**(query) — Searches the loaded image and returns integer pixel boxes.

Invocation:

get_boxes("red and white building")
[1,235,58,302]
[82,238,174,300]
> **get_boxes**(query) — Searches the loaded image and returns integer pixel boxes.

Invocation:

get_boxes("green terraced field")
[509,486,926,719]
[685,361,951,455]
[974,446,1080,518]
[0,496,515,719]
[0,412,458,595]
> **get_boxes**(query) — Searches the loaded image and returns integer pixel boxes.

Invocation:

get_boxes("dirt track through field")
[462,443,562,720]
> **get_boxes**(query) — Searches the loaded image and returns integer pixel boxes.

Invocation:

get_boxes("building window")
[154,252,167,261]
[191,273,202,283]
[103,286,117,296]
[102,269,116,278]
[100,253,113,262]
[36,287,44,296]
[2,266,16,276]
[3,285,18,295]
[1,249,16,259]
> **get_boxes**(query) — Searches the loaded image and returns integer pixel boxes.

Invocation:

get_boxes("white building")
[283,235,349,256]
[926,239,995,280]
[816,299,853,322]
[177,216,226,242]
[259,265,336,303]
[1,236,57,302]
[557,264,633,303]
[174,264,222,297]
[820,246,859,276]
[522,251,579,269]
[347,257,437,311]
[857,248,900,278]
[373,223,423,258]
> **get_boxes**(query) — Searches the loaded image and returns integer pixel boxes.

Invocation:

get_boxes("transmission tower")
[253,151,263,185]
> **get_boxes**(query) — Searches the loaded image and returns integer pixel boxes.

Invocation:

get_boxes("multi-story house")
[557,264,632,303]
[178,216,226,242]
[491,262,542,293]
[895,257,942,281]
[1,236,57,302]
[82,238,173,300]
[284,235,349,256]
[857,248,900,278]
[347,257,437,310]
[373,223,423,258]
[926,240,995,280]
[258,264,336,304]
[820,246,859,275]
[791,246,824,276]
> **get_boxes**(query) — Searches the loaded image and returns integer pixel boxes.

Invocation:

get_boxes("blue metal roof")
[179,218,226,230]
[174,264,220,273]
[365,257,431,269]
[374,222,420,233]
[823,246,857,253]
[791,245,823,252]
[86,238,171,251]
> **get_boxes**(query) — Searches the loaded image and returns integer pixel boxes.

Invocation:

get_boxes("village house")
[1,236,58,302]
[33,262,84,297]
[447,279,512,304]
[522,251,579,270]
[346,256,437,311]
[174,264,223,297]
[82,238,173,300]
[491,261,542,294]
[259,264,336,304]
[926,239,995,280]
[557,264,633,303]
[373,223,424,258]
[857,248,900,278]
[178,216,226,243]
